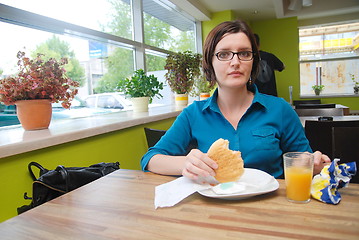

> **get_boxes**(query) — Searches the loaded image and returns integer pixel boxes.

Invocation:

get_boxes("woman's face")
[212,32,253,89]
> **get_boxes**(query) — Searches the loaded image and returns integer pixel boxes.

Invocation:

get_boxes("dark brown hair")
[202,20,259,86]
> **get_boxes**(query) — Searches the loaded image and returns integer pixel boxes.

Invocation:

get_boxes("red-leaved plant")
[164,51,202,94]
[0,51,79,109]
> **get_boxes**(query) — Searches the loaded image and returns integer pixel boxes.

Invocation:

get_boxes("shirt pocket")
[252,128,278,150]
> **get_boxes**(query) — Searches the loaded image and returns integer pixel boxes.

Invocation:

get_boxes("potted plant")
[0,51,79,130]
[350,74,359,94]
[191,74,216,100]
[117,69,163,112]
[164,51,201,108]
[312,85,324,96]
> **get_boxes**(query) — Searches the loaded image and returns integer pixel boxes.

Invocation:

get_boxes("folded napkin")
[154,176,213,209]
[311,159,357,204]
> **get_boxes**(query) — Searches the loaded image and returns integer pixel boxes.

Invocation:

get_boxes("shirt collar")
[202,85,269,112]
[202,89,219,112]
[252,84,268,110]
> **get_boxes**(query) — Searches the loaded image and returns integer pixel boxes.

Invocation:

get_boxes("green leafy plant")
[312,84,324,95]
[191,74,216,97]
[0,51,79,109]
[164,51,202,94]
[117,69,163,103]
[350,74,359,94]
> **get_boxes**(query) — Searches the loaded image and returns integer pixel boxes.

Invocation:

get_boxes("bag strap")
[28,162,48,181]
[56,165,70,192]
[33,180,67,194]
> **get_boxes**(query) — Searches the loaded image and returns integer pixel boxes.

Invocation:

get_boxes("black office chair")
[144,127,166,148]
[332,127,359,183]
[304,120,359,159]
[144,127,197,154]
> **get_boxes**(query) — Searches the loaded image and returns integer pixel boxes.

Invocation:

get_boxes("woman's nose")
[230,54,241,65]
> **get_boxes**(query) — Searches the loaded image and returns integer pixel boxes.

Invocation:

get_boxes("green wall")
[251,17,299,102]
[202,12,359,111]
[0,118,175,222]
[202,10,235,43]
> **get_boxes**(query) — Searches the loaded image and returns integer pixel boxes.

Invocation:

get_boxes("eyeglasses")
[215,51,254,61]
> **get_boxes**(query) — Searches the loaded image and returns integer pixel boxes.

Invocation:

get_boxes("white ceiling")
[172,0,359,23]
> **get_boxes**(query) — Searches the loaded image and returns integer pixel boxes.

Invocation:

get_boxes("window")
[299,22,359,97]
[142,0,196,52]
[0,0,199,127]
[0,0,133,40]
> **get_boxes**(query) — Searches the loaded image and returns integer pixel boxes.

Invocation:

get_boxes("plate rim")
[197,168,279,200]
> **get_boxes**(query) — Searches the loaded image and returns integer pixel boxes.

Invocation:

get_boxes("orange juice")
[285,166,313,202]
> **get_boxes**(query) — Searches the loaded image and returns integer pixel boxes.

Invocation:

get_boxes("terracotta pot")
[200,93,210,100]
[131,97,149,112]
[175,93,188,110]
[15,99,52,131]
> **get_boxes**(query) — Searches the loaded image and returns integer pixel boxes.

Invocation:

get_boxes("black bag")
[257,58,273,83]
[17,161,120,214]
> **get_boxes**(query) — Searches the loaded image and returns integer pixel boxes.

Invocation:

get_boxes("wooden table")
[1,169,358,240]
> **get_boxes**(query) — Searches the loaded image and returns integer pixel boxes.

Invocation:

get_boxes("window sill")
[0,105,181,159]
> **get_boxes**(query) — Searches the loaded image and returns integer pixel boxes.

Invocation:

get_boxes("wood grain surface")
[1,169,358,240]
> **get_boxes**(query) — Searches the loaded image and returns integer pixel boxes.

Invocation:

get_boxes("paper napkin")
[311,159,357,204]
[154,176,215,209]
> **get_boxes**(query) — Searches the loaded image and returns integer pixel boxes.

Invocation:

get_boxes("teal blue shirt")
[141,87,311,178]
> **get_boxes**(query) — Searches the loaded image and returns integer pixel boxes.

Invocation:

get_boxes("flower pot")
[175,93,188,109]
[131,97,149,112]
[314,89,321,96]
[15,99,52,131]
[200,93,210,100]
[354,86,359,94]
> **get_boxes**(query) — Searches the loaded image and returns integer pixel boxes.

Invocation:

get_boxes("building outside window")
[299,21,359,97]
[0,0,199,126]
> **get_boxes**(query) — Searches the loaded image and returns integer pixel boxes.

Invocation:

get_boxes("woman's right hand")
[182,149,218,181]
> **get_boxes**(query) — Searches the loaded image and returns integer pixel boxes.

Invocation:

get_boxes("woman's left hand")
[312,151,331,175]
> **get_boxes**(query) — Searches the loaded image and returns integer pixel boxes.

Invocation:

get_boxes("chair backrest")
[304,120,359,158]
[144,127,166,148]
[295,108,344,117]
[332,127,359,183]
[144,127,197,154]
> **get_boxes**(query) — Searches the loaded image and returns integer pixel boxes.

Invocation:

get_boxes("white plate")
[197,168,279,200]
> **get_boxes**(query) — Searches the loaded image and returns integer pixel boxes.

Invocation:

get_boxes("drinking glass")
[283,152,314,203]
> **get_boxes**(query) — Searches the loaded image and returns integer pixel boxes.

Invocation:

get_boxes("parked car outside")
[0,93,163,127]
[83,93,163,109]
[83,93,133,110]
[0,95,121,127]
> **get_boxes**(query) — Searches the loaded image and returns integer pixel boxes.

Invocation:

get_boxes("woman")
[141,20,330,181]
